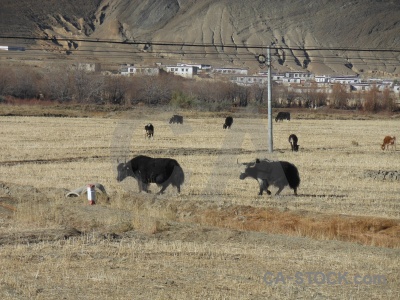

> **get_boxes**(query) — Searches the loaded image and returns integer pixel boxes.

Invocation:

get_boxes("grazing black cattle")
[239,158,300,196]
[169,115,183,124]
[275,112,291,122]
[288,134,299,152]
[117,155,184,194]
[144,123,154,139]
[223,116,233,129]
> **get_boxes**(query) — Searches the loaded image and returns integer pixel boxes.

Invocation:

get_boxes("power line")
[10,48,399,58]
[1,35,399,71]
[1,35,400,53]
[3,44,400,61]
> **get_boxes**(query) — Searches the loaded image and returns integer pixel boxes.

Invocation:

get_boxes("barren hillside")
[1,0,399,75]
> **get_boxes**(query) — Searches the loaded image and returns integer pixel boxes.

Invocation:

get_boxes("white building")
[284,71,314,80]
[350,83,374,92]
[330,75,361,84]
[164,65,198,78]
[272,73,285,81]
[231,75,268,86]
[314,75,330,83]
[258,72,285,81]
[77,63,101,72]
[120,64,134,76]
[350,83,395,93]
[120,64,159,76]
[177,63,211,70]
[213,67,248,76]
[282,78,302,85]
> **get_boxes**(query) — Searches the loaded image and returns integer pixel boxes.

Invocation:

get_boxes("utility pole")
[267,47,273,153]
[256,49,273,153]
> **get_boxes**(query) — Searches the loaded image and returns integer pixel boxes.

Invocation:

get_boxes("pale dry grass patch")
[0,116,116,162]
[0,115,398,219]
[0,231,398,299]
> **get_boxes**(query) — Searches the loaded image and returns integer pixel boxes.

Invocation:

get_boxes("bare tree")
[72,70,104,103]
[104,76,129,105]
[141,77,165,105]
[43,69,73,102]
[272,85,287,107]
[363,85,380,112]
[235,84,250,107]
[286,90,299,108]
[330,83,349,109]
[190,80,231,104]
[308,83,328,107]
[11,68,40,99]
[380,87,396,111]
[0,67,14,96]
[251,84,266,104]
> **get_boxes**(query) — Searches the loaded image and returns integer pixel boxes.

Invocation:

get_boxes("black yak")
[144,123,154,139]
[169,115,183,124]
[117,155,184,194]
[223,116,233,129]
[275,112,290,122]
[239,158,300,196]
[288,134,299,152]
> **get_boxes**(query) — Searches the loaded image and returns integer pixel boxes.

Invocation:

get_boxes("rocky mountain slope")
[1,0,399,76]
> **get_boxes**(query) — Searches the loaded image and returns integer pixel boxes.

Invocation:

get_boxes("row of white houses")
[119,63,247,78]
[233,72,400,95]
[118,63,400,95]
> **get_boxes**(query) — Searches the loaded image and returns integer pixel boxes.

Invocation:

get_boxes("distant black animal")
[239,158,300,196]
[288,134,299,152]
[223,116,233,129]
[275,112,291,122]
[116,155,184,194]
[144,123,154,139]
[169,115,183,124]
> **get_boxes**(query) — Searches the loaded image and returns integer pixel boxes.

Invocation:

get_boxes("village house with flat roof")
[120,64,159,76]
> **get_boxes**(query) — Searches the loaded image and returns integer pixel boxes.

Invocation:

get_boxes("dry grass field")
[0,106,399,299]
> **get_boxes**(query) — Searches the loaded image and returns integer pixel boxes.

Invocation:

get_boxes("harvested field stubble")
[0,110,399,299]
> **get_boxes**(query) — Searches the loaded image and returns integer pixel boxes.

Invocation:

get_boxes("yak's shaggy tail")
[285,162,300,190]
[171,164,185,187]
